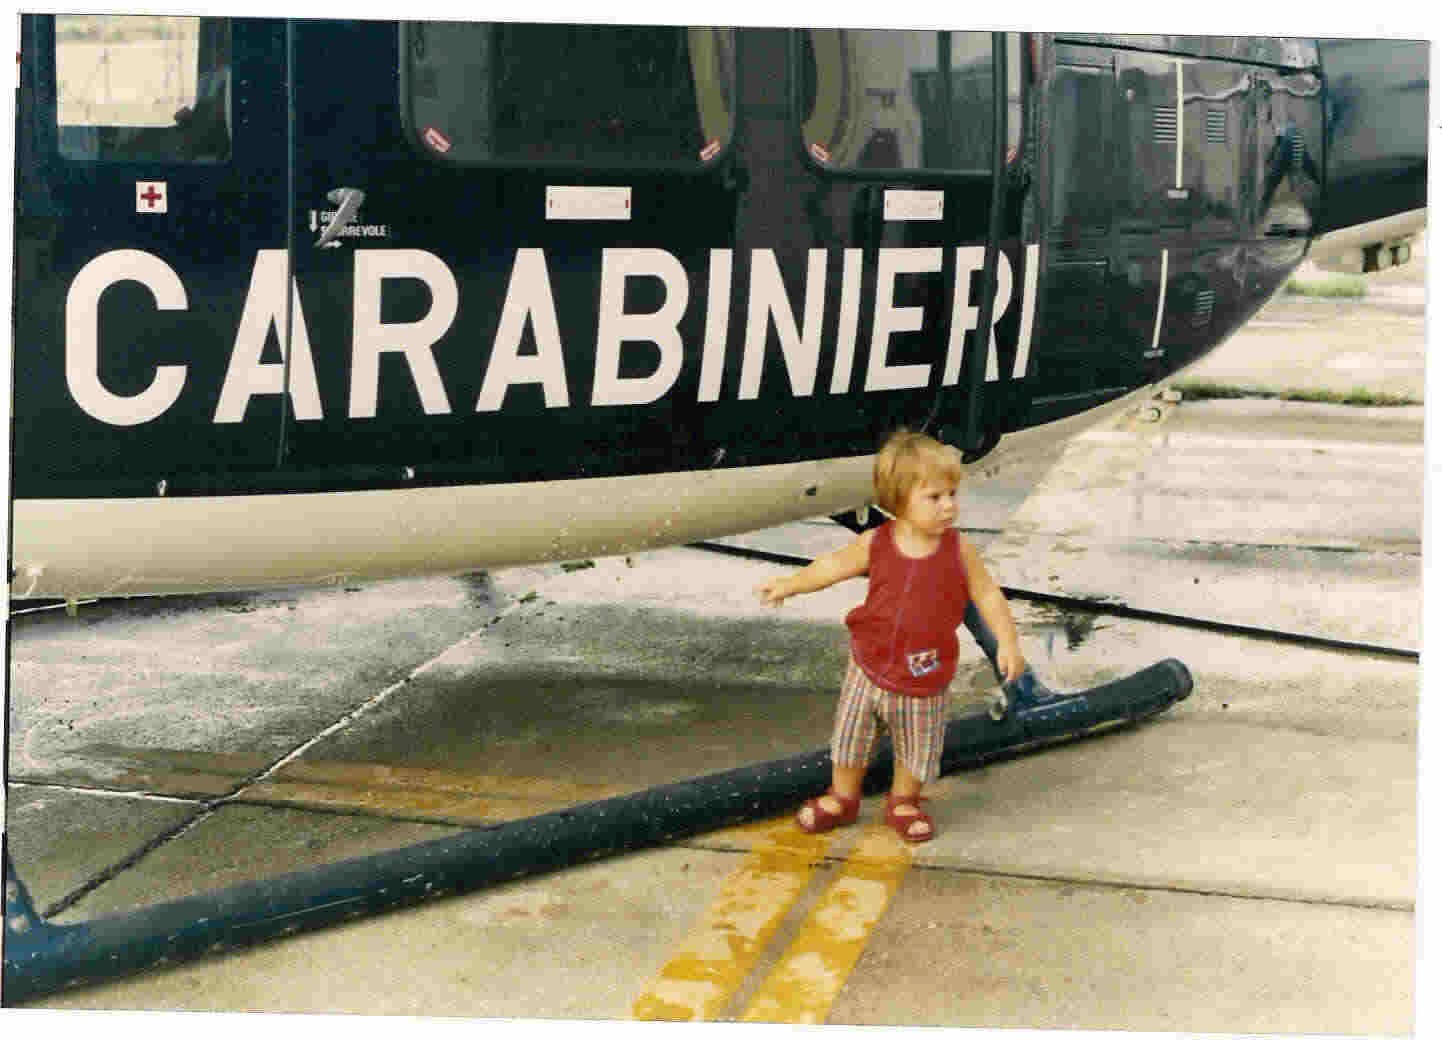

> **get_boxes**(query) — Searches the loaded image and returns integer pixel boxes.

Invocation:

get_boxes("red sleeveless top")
[845,521,970,697]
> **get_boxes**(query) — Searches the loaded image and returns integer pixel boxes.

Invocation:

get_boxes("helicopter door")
[14,15,290,500]
[1031,45,1120,417]
[1113,51,1254,385]
[282,20,739,490]
[779,29,1026,457]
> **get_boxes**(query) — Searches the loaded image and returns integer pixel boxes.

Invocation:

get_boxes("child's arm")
[756,530,874,607]
[959,536,1026,684]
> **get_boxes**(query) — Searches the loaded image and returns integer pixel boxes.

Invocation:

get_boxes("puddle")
[453,570,498,609]
[1028,605,1107,654]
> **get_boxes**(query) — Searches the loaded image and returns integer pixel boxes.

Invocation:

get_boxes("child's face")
[898,476,958,535]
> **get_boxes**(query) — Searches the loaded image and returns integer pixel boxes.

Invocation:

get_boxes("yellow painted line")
[84,745,626,823]
[741,827,914,1024]
[76,742,269,797]
[247,760,627,822]
[631,820,837,1022]
[242,778,619,823]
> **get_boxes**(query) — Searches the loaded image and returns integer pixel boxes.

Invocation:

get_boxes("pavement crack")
[35,600,524,921]
[7,779,204,806]
[674,839,1411,914]
[40,804,214,918]
[902,862,1414,913]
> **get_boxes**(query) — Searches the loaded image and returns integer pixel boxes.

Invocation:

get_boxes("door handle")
[316,187,365,248]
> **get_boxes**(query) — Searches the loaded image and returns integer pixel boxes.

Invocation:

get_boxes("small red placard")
[423,126,453,154]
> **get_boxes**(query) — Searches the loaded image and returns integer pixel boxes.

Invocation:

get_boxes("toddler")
[756,431,1025,842]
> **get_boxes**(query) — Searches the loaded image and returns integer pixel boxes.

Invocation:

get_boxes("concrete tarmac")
[3,246,1427,1036]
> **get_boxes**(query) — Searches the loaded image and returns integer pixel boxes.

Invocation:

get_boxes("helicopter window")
[798,29,1021,174]
[402,22,735,166]
[53,14,231,163]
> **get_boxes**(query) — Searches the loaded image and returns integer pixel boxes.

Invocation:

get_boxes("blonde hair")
[873,430,963,517]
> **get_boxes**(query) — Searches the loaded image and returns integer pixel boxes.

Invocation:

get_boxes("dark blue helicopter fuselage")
[9,19,1427,595]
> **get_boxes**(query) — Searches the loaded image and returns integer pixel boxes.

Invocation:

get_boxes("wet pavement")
[988,397,1424,650]
[1179,238,1429,402]
[2,244,1427,1034]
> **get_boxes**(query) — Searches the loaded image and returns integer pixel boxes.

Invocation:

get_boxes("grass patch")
[1283,274,1367,298]
[1171,380,1420,407]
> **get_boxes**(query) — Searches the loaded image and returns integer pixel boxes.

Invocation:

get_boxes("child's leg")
[800,656,879,830]
[799,763,867,829]
[886,762,931,840]
[890,761,924,800]
[882,692,948,841]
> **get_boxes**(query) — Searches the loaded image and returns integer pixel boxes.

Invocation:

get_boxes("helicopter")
[8,15,1428,602]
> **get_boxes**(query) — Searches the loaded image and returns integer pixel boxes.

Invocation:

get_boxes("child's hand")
[997,644,1026,685]
[756,578,790,607]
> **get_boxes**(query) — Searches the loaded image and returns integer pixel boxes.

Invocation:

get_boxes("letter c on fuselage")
[65,249,189,426]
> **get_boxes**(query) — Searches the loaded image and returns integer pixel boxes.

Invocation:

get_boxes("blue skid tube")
[4,618,1190,1004]
[963,602,1091,722]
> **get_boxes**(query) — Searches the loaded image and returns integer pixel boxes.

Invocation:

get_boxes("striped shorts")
[830,654,950,783]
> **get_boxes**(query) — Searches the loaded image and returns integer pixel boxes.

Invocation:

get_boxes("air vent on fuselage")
[1206,109,1227,144]
[1153,107,1177,143]
[1192,288,1215,327]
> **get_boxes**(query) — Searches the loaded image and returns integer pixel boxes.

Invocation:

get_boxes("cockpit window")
[402,21,735,166]
[54,14,231,162]
[797,29,1021,174]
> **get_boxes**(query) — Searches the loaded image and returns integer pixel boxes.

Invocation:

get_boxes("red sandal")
[796,789,861,834]
[884,794,935,843]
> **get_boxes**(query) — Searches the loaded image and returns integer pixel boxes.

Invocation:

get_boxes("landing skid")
[960,601,1186,735]
[963,601,1071,721]
[988,672,1041,721]
[4,609,1191,1004]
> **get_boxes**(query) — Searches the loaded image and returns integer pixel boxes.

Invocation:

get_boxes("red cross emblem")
[136,181,168,213]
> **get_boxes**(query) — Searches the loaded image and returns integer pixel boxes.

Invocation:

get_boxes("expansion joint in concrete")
[5,779,205,806]
[37,597,525,920]
[901,862,1414,914]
